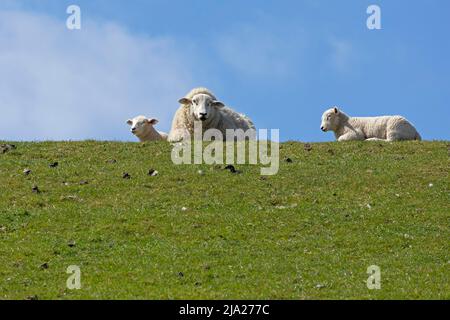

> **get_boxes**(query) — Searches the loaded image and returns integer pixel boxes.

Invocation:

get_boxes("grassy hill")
[0,140,448,300]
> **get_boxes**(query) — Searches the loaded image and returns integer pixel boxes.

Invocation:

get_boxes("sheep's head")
[127,116,158,137]
[321,107,341,132]
[179,94,225,122]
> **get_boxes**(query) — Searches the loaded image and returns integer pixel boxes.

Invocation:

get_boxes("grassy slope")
[0,140,448,300]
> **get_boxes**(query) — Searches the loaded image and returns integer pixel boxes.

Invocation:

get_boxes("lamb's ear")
[178,98,192,105]
[334,107,339,114]
[127,119,133,126]
[147,118,159,125]
[212,100,225,108]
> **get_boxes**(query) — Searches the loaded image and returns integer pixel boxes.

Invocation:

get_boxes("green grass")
[0,140,448,300]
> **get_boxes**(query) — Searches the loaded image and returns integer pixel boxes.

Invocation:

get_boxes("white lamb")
[127,116,168,142]
[320,107,422,142]
[168,87,255,142]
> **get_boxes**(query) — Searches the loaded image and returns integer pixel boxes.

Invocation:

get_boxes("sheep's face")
[179,94,225,122]
[127,116,158,136]
[321,107,340,132]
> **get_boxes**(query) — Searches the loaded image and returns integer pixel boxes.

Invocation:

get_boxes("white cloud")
[0,10,197,141]
[215,23,307,79]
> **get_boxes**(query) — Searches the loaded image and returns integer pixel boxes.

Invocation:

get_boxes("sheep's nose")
[200,113,207,117]
[321,126,325,132]
[131,127,136,132]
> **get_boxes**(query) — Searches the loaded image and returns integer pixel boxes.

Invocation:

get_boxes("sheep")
[168,87,255,142]
[126,116,168,142]
[320,107,422,142]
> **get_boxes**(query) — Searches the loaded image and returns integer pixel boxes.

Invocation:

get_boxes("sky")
[0,0,449,142]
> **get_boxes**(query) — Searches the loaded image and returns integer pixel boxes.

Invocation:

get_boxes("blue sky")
[0,0,449,141]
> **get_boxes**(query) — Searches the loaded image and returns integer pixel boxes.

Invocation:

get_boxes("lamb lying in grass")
[127,116,168,142]
[321,107,422,142]
[168,87,255,142]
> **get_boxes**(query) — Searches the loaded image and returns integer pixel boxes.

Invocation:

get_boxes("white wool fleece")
[321,107,421,142]
[168,87,255,142]
[127,115,168,142]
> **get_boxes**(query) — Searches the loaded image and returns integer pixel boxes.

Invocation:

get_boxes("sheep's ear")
[127,119,133,126]
[179,98,192,105]
[147,118,159,125]
[334,107,339,114]
[212,101,225,108]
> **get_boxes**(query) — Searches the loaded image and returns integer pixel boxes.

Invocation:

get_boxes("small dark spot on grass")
[40,263,49,270]
[79,180,89,185]
[68,240,76,248]
[327,149,335,156]
[178,272,184,277]
[32,186,40,194]
[225,165,236,172]
[1,144,16,154]
[304,143,312,152]
[23,168,32,175]
[123,173,131,179]
[225,165,241,174]
[285,157,293,163]
[49,162,59,168]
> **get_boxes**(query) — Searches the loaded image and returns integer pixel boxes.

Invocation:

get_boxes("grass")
[0,140,448,300]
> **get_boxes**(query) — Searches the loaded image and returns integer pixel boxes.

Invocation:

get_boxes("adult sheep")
[127,116,168,142]
[168,87,255,142]
[320,107,422,142]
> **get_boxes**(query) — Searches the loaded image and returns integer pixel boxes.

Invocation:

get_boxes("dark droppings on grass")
[0,144,16,154]
[122,173,131,179]
[49,162,59,168]
[224,165,241,174]
[68,240,76,248]
[39,263,49,270]
[285,157,293,163]
[32,186,40,194]
[304,143,313,152]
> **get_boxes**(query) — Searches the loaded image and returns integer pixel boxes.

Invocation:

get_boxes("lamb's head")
[179,94,225,122]
[321,107,342,132]
[127,116,158,137]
